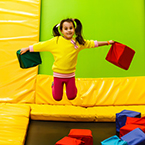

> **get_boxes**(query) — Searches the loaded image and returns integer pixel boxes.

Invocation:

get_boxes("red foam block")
[106,42,135,70]
[119,124,145,138]
[55,136,83,145]
[68,129,93,145]
[126,116,145,126]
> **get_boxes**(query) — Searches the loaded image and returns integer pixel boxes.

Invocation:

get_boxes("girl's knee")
[67,91,77,100]
[67,88,77,100]
[52,88,63,101]
[53,96,62,101]
[52,93,63,101]
[68,95,77,100]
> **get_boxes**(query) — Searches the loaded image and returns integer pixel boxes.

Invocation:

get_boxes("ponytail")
[74,19,85,45]
[53,24,61,37]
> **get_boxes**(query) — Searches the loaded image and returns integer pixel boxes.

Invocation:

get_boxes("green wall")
[39,0,145,78]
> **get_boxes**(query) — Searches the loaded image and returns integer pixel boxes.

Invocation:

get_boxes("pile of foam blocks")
[55,110,145,145]
[101,110,145,145]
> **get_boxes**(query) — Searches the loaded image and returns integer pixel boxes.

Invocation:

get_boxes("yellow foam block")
[0,104,30,117]
[30,104,96,121]
[0,104,30,145]
[30,104,145,122]
[0,0,40,103]
[0,140,22,145]
[88,105,145,122]
[36,75,145,107]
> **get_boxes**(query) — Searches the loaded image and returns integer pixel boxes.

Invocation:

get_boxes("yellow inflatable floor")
[0,104,30,145]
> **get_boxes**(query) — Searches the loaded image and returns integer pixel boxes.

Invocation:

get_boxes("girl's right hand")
[109,40,115,44]
[20,47,29,55]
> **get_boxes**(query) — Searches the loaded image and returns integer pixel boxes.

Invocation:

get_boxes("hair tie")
[107,41,110,45]
[56,23,60,28]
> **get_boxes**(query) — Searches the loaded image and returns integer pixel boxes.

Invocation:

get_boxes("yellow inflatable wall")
[0,0,40,103]
[0,0,145,108]
[36,75,145,107]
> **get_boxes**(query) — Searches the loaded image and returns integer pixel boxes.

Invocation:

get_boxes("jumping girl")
[20,18,114,101]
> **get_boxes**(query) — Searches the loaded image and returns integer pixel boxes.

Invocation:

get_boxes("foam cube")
[101,135,127,145]
[126,116,145,126]
[120,124,145,138]
[55,136,83,145]
[106,42,135,70]
[16,49,42,68]
[121,128,145,145]
[68,129,93,145]
[116,110,141,133]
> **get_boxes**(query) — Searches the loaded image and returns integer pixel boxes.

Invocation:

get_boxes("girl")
[21,18,114,101]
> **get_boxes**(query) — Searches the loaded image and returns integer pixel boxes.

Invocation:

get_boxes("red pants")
[52,77,77,101]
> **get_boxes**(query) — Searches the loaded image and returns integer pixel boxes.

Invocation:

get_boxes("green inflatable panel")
[39,0,145,78]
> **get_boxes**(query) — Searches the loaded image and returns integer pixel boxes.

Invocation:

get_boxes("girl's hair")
[53,18,85,45]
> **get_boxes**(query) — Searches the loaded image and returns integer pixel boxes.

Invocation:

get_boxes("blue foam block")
[121,128,145,145]
[101,135,128,145]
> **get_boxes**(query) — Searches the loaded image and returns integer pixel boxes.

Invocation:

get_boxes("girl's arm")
[98,40,114,46]
[20,37,57,55]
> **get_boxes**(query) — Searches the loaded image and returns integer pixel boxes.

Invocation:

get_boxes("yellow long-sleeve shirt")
[31,36,97,74]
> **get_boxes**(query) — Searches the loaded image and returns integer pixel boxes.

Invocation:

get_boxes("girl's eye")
[64,28,68,30]
[70,27,72,29]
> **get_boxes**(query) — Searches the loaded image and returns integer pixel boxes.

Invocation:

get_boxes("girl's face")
[61,22,75,40]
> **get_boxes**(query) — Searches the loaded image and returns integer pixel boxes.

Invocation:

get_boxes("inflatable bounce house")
[0,0,145,144]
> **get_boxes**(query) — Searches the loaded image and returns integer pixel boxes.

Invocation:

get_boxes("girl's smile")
[61,22,75,40]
